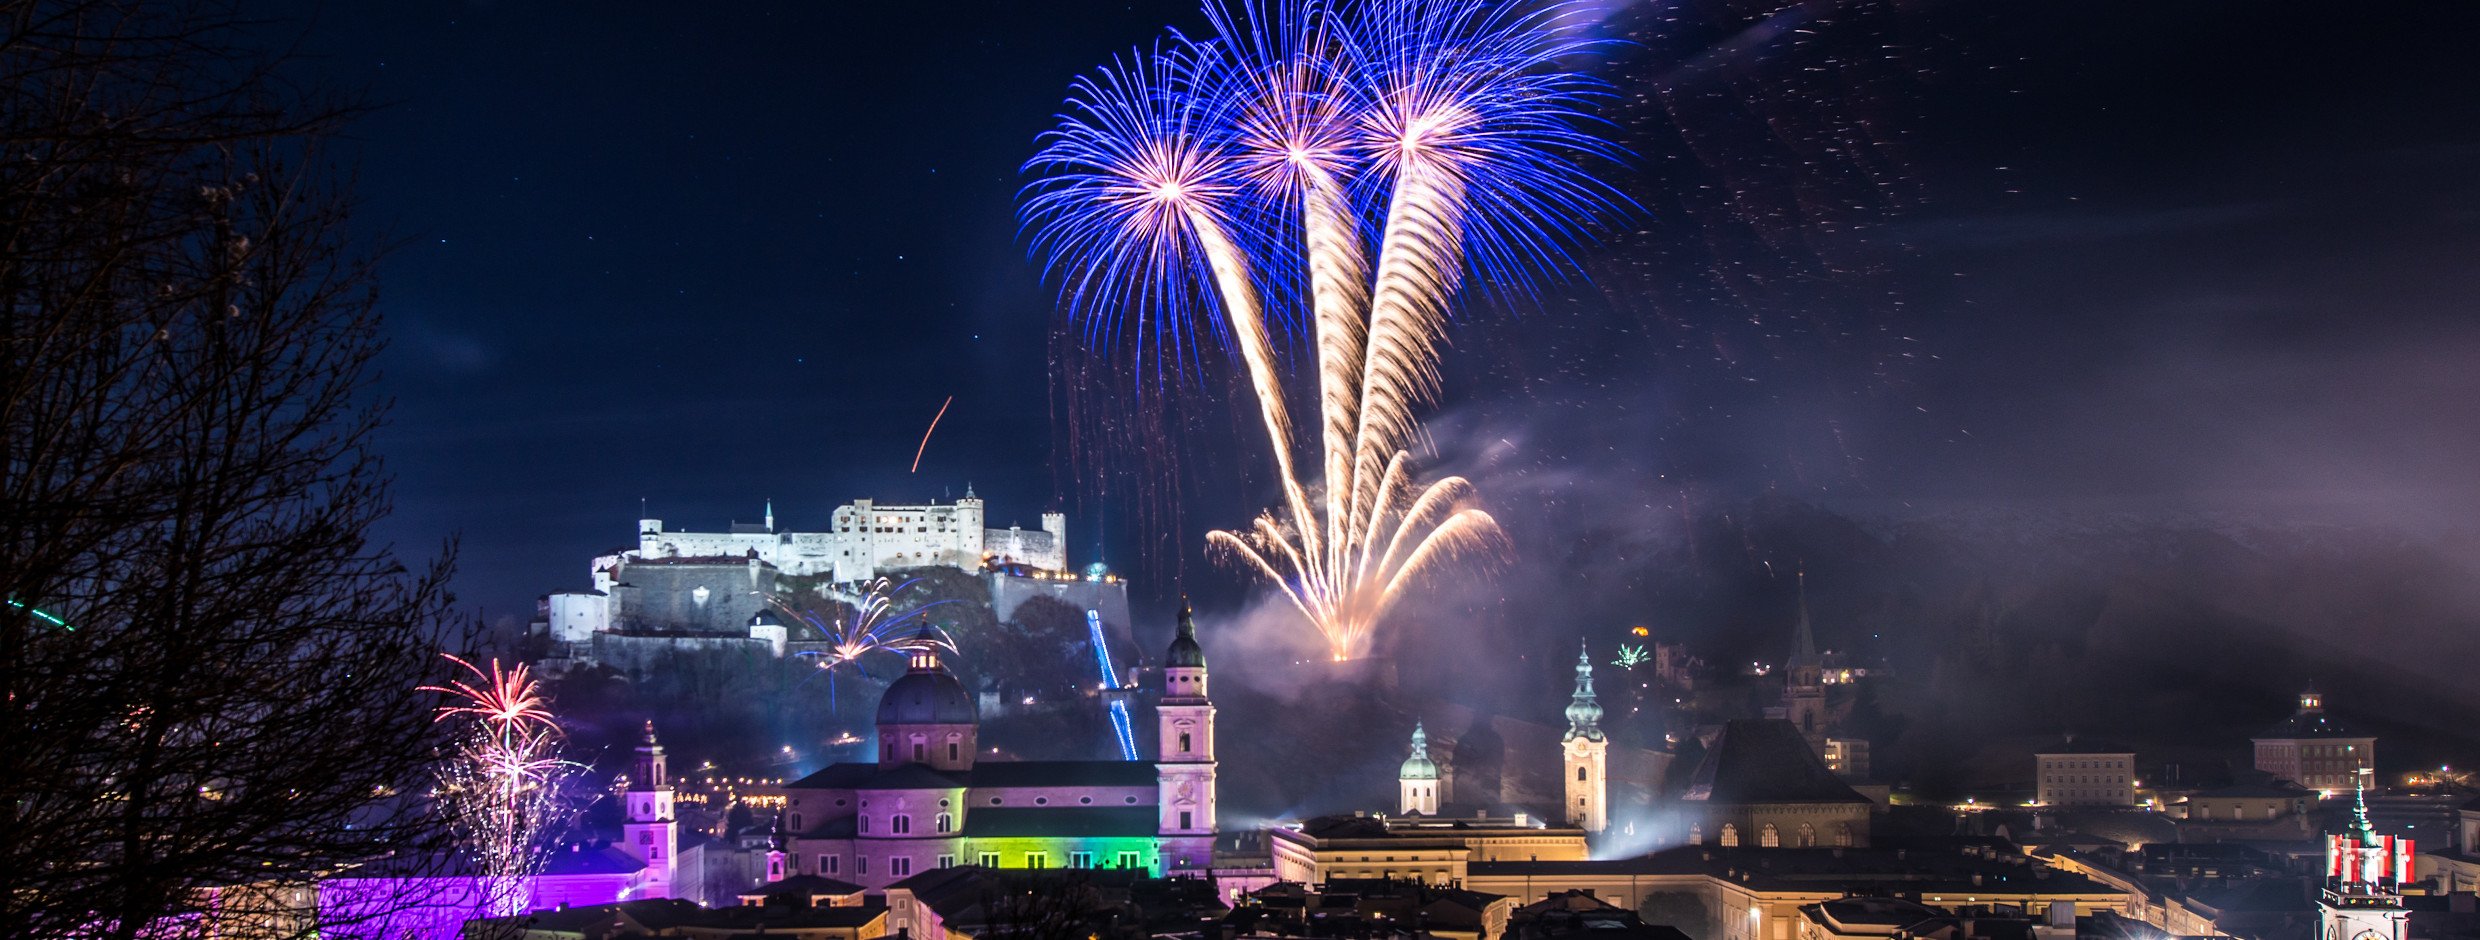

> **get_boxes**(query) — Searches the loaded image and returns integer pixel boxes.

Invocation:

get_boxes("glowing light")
[774,577,956,675]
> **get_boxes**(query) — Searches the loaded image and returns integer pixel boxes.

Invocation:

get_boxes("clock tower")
[2320,776,2411,940]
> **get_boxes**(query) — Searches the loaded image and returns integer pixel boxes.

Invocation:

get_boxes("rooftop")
[1472,845,2123,898]
[1682,719,1871,805]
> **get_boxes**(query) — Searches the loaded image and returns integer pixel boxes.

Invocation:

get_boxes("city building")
[2034,739,2138,808]
[773,608,1216,889]
[2255,690,2377,794]
[632,492,1064,584]
[1268,812,1589,886]
[1679,719,1874,848]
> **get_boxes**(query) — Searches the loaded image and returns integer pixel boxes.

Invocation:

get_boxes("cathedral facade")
[771,609,1215,889]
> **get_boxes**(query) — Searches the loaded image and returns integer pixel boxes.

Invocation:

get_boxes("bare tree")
[0,1,461,936]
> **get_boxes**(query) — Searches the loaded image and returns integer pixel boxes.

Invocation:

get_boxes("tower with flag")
[2321,773,2411,940]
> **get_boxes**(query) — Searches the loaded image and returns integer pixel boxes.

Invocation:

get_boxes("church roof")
[965,806,1160,838]
[1166,604,1206,668]
[785,759,1146,792]
[877,661,976,725]
[2254,709,2368,740]
[1681,719,1871,805]
[540,842,648,876]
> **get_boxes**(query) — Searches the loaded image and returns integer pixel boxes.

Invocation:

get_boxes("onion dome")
[1564,641,1605,743]
[1165,600,1206,669]
[1400,722,1440,781]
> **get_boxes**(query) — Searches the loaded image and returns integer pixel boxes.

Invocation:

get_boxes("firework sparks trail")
[1026,0,1624,661]
[911,395,953,473]
[423,655,582,917]
[774,577,957,675]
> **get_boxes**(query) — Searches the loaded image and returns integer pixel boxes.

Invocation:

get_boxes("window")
[789,812,803,831]
[820,854,837,874]
[935,813,952,833]
[1179,732,1192,753]
[890,857,912,877]
[1760,823,1780,848]
[937,854,955,869]
[913,743,925,762]
[979,852,1001,868]
[1027,852,1048,869]
[1117,851,1142,869]
[892,814,911,834]
[1720,823,1740,847]
[949,742,960,762]
[1180,811,1192,830]
[1070,851,1093,869]
[1577,766,1588,782]
[858,856,869,875]
[858,815,870,834]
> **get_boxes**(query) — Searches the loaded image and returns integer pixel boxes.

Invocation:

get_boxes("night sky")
[279,0,2480,640]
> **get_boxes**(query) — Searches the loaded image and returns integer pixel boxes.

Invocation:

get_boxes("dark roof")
[790,759,1148,792]
[878,663,976,725]
[966,806,1161,838]
[2192,783,2315,799]
[1681,719,1870,805]
[744,874,866,897]
[969,759,1158,789]
[2255,710,2368,740]
[1473,846,2121,897]
[1166,605,1207,668]
[2035,737,2138,755]
[787,762,967,791]
[539,842,646,876]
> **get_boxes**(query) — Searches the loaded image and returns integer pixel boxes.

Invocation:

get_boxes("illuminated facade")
[2256,690,2377,793]
[1270,813,1586,886]
[630,492,1065,584]
[619,722,679,899]
[2034,739,2137,807]
[775,608,1214,889]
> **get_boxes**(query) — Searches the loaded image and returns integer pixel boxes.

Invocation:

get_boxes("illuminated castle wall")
[632,491,1065,583]
[772,608,1216,889]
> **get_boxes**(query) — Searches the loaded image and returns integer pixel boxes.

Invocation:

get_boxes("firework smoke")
[1024,0,1624,660]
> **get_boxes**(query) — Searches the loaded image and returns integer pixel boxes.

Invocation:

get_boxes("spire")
[2351,771,2381,847]
[1166,598,1206,669]
[1410,721,1429,759]
[641,719,660,747]
[1564,640,1605,743]
[764,499,775,532]
[1791,569,1820,669]
[1400,720,1439,781]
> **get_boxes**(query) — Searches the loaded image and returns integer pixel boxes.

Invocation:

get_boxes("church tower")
[1156,603,1217,871]
[1399,722,1440,816]
[2321,777,2411,940]
[1562,642,1609,833]
[622,721,677,900]
[1784,572,1828,748]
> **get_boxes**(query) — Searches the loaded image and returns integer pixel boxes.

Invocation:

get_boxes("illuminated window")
[979,852,1000,868]
[935,813,952,833]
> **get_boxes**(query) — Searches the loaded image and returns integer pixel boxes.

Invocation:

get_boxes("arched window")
[1179,732,1192,754]
[1689,825,1703,845]
[1760,823,1780,848]
[1720,824,1739,847]
[892,814,911,835]
[1577,766,1588,782]
[935,813,952,833]
[1798,823,1815,847]
[1835,823,1852,847]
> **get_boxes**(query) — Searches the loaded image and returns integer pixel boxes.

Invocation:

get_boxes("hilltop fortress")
[635,488,1064,582]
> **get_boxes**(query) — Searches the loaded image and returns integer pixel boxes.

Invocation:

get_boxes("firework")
[773,577,956,673]
[423,655,580,917]
[1025,0,1622,661]
[1612,643,1650,669]
[911,395,953,473]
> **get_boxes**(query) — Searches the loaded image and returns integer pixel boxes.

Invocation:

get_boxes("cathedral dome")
[876,652,976,726]
[1400,722,1439,781]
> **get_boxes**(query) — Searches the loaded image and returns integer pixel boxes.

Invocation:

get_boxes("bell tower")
[1156,602,1216,871]
[2321,775,2411,940]
[622,721,677,899]
[1562,641,1609,833]
[1784,571,1828,747]
[1399,722,1441,816]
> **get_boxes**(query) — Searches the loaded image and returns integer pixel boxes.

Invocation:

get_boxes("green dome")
[1165,603,1207,669]
[1400,722,1439,780]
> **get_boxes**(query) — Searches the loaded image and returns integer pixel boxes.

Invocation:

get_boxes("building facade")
[2256,690,2377,794]
[633,492,1065,584]
[774,609,1214,889]
[2034,739,2137,808]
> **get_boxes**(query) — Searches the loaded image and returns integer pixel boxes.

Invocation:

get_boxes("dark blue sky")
[283,1,2480,625]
